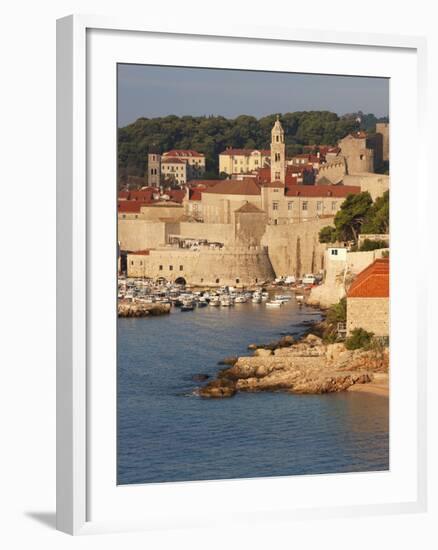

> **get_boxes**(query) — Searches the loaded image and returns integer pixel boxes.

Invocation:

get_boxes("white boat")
[295,294,305,302]
[234,295,247,303]
[220,296,233,307]
[209,296,221,306]
[266,300,283,308]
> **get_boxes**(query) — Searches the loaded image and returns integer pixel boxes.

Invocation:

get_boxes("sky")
[117,64,389,127]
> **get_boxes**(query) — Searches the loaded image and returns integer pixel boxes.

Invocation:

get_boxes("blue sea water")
[117,299,389,485]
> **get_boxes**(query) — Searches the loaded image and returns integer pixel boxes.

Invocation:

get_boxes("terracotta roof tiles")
[347,258,389,298]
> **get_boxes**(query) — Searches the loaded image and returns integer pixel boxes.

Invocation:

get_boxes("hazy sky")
[118,64,389,127]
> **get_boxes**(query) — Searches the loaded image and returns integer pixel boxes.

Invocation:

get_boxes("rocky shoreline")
[196,331,389,398]
[118,301,171,317]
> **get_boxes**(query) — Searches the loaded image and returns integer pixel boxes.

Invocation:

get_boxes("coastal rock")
[118,301,171,318]
[197,378,236,398]
[218,356,239,366]
[254,348,273,357]
[304,333,323,345]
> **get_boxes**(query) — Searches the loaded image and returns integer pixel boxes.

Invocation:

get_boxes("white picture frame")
[56,15,428,535]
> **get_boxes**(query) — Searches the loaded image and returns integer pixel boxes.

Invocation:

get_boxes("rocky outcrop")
[118,301,171,317]
[196,335,388,398]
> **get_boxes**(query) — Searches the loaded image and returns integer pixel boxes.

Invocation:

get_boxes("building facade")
[346,258,389,336]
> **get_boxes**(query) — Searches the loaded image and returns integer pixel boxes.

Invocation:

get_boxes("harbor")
[117,274,321,316]
[117,293,388,484]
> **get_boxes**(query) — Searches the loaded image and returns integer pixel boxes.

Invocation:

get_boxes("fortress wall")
[343,173,389,201]
[316,159,346,184]
[118,220,167,251]
[127,246,275,287]
[177,222,235,245]
[262,218,331,278]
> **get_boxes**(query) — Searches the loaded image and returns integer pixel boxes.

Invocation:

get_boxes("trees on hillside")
[117,111,360,184]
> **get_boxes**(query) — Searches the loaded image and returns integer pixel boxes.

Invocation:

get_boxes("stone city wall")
[127,246,275,286]
[262,218,331,278]
[343,173,389,201]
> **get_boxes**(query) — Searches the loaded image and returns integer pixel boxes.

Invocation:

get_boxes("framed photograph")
[57,15,427,535]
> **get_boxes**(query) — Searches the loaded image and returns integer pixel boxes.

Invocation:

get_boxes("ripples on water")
[117,299,389,484]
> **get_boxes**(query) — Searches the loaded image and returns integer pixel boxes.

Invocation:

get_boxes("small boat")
[209,296,221,306]
[295,294,304,302]
[252,294,262,303]
[234,295,247,303]
[266,300,283,308]
[220,296,233,307]
[197,298,208,307]
[180,300,195,311]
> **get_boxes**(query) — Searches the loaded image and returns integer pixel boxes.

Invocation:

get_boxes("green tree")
[319,225,338,244]
[361,191,389,234]
[322,298,347,343]
[334,192,373,243]
[345,328,374,350]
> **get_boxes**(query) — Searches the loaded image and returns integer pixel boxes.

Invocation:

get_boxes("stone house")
[346,258,389,336]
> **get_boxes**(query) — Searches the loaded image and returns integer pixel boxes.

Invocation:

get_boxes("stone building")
[376,122,390,162]
[147,149,205,185]
[270,115,286,184]
[346,258,389,336]
[338,131,375,174]
[219,148,270,176]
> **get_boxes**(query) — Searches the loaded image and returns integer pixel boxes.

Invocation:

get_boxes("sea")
[117,297,389,485]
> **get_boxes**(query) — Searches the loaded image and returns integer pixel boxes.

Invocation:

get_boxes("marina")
[117,275,317,313]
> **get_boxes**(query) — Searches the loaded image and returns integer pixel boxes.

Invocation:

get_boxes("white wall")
[1,1,436,549]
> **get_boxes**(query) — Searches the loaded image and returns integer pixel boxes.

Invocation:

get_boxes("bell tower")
[147,151,161,186]
[270,115,285,185]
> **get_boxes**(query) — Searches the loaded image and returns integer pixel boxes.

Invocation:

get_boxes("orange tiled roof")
[220,148,271,156]
[202,178,261,196]
[284,184,360,198]
[347,258,389,298]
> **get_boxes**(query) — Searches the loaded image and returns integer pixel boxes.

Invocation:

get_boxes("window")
[236,278,240,284]
[360,154,364,160]
[275,152,280,162]
[302,201,308,211]
[331,249,338,256]
[317,201,323,211]
[216,278,220,284]
[272,201,279,211]
[276,135,279,142]
[331,201,337,211]
[159,265,163,271]
[169,265,173,271]
[140,261,143,266]
[275,172,281,180]
[288,201,293,210]
[179,265,183,271]
[130,260,134,266]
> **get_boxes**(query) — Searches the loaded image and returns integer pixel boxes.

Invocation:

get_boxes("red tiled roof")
[130,250,150,256]
[202,178,261,196]
[162,150,204,158]
[161,157,186,164]
[284,184,360,198]
[187,179,224,188]
[167,189,186,203]
[347,258,389,298]
[118,201,145,213]
[220,148,270,156]
[189,188,204,201]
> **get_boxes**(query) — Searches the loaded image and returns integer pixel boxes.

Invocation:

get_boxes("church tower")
[270,115,285,184]
[147,151,161,186]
